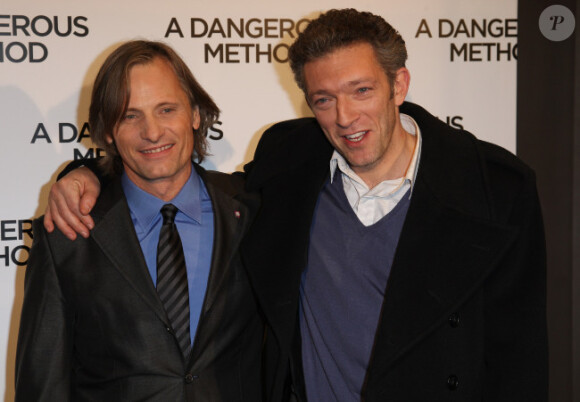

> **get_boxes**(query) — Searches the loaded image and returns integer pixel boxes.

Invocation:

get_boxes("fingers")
[79,171,100,217]
[45,180,84,240]
[43,167,100,240]
[43,208,55,233]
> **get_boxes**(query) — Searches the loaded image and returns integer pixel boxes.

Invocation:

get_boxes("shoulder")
[256,117,322,155]
[462,130,538,225]
[197,165,261,222]
[405,101,538,220]
[245,118,332,189]
[404,100,533,182]
[195,164,246,196]
[254,117,331,164]
[28,216,81,270]
[478,139,533,180]
[264,117,320,135]
[476,140,538,220]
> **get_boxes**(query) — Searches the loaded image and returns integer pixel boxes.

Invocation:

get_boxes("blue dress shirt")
[122,165,215,346]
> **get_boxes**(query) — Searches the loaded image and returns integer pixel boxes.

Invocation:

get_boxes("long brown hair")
[89,40,219,174]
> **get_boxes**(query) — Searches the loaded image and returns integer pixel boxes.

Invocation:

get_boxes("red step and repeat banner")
[0,0,517,398]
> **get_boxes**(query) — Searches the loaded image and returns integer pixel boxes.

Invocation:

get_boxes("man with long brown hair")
[16,40,262,402]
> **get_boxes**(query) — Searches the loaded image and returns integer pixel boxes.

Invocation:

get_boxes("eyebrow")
[125,101,180,111]
[345,78,376,88]
[308,78,377,98]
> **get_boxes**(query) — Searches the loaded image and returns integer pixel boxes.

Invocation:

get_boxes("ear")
[105,134,114,144]
[393,67,410,106]
[192,106,201,130]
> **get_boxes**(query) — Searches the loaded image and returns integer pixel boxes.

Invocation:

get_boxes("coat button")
[448,313,460,328]
[185,373,196,383]
[447,375,459,390]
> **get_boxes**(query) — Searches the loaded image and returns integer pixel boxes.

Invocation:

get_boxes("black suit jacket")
[16,165,263,401]
[241,102,548,401]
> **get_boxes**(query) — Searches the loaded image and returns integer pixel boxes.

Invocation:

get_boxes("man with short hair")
[44,9,547,402]
[16,40,262,402]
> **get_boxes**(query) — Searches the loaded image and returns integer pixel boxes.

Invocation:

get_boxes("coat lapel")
[199,171,252,315]
[242,119,333,345]
[90,179,169,326]
[366,104,519,387]
[365,177,518,387]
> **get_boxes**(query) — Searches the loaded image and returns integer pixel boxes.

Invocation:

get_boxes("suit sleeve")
[241,124,273,179]
[57,157,110,187]
[242,119,311,181]
[483,169,548,401]
[15,220,73,401]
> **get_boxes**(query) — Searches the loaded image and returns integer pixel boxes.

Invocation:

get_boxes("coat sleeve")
[483,168,548,401]
[15,220,73,401]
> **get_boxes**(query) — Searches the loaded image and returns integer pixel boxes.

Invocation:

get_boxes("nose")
[141,115,163,142]
[335,97,359,128]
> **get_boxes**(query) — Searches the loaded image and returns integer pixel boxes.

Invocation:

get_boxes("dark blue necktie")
[157,204,191,358]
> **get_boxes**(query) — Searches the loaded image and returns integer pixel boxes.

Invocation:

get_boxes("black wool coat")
[241,102,548,402]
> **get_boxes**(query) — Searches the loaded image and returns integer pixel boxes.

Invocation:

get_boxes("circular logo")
[539,5,576,41]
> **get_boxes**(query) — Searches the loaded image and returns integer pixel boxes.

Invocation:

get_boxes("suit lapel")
[200,173,251,314]
[92,171,254,369]
[186,169,256,369]
[90,179,169,326]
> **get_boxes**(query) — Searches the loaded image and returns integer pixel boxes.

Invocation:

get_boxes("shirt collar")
[329,113,422,192]
[122,164,203,233]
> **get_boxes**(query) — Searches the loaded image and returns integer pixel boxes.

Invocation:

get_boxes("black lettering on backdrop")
[74,148,106,160]
[0,41,47,63]
[0,14,89,63]
[165,17,184,37]
[167,17,310,39]
[0,245,29,266]
[0,220,32,241]
[31,123,51,143]
[446,116,464,129]
[204,42,289,63]
[0,219,33,266]
[450,42,518,61]
[208,121,223,140]
[415,19,432,38]
[0,15,88,37]
[415,18,518,63]
[166,17,309,64]
[436,18,517,38]
[59,122,78,143]
[31,122,92,143]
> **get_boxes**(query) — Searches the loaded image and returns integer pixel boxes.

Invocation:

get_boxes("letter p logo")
[539,5,575,41]
[550,15,565,31]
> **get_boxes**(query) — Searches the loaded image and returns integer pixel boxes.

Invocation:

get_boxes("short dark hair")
[89,40,219,175]
[288,9,407,96]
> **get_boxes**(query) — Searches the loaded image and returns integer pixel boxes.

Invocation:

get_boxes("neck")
[125,164,192,202]
[357,127,417,189]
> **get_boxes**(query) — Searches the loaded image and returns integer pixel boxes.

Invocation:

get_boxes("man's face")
[107,57,200,199]
[304,42,409,185]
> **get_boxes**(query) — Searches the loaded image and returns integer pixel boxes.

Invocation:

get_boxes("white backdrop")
[0,0,516,399]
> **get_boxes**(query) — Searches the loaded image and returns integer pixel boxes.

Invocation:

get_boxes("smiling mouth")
[141,144,173,154]
[344,131,367,143]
